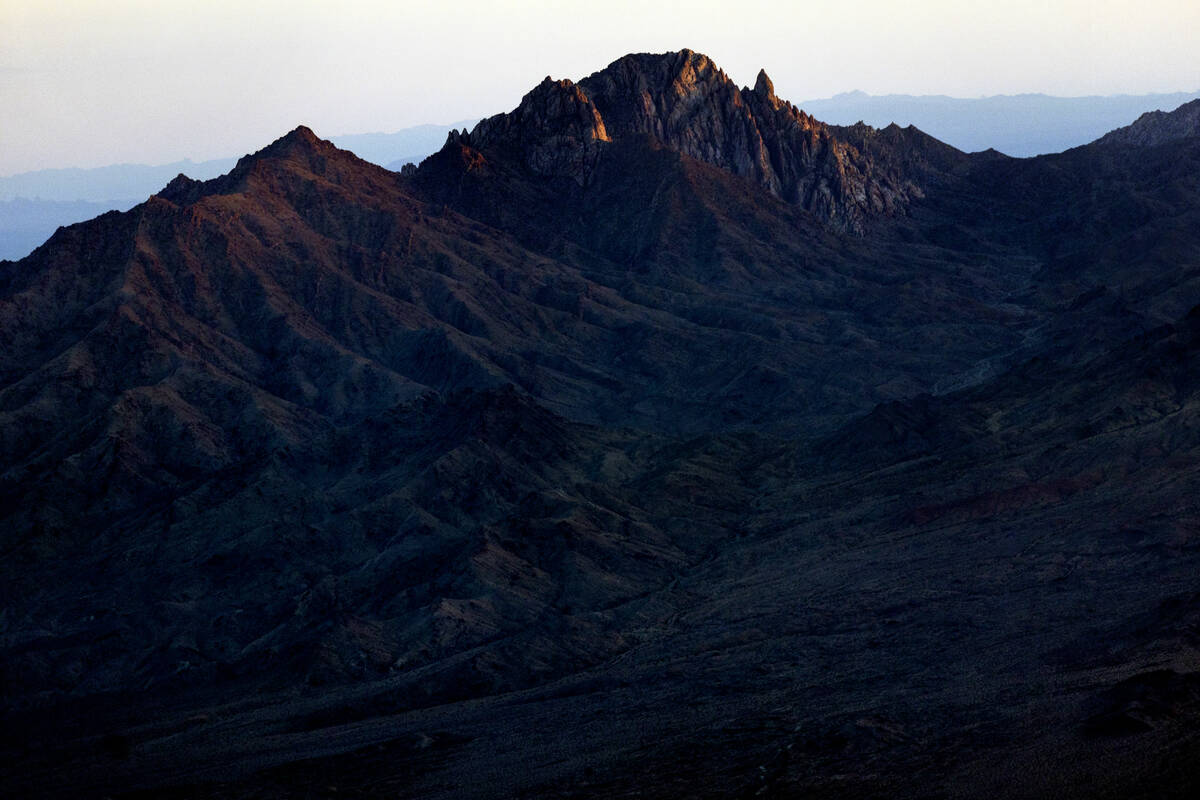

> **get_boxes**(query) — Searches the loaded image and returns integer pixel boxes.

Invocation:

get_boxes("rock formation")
[467,49,924,231]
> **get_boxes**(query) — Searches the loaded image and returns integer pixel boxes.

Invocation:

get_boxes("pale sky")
[2,0,1199,175]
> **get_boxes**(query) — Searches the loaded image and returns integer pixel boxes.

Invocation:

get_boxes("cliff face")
[466,77,611,179]
[466,49,927,231]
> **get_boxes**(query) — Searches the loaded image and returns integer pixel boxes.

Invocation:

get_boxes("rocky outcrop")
[1094,98,1200,148]
[466,78,610,181]
[465,49,928,231]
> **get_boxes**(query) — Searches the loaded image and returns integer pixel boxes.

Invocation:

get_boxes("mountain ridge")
[0,123,477,262]
[1094,97,1200,147]
[458,49,932,231]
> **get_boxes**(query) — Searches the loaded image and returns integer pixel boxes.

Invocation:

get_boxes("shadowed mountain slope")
[3,49,1200,800]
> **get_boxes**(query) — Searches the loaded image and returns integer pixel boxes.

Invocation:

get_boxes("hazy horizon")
[3,0,1199,176]
[4,90,1200,179]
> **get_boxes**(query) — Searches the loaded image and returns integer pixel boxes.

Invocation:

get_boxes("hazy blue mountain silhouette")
[800,90,1200,156]
[0,197,141,261]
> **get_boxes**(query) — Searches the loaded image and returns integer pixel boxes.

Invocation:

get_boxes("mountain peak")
[455,49,928,231]
[155,172,202,204]
[754,68,776,102]
[582,48,730,104]
[285,124,320,142]
[227,125,337,168]
[224,124,346,180]
[264,124,329,156]
[468,73,610,182]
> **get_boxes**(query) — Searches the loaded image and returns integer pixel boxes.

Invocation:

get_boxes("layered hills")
[3,50,1200,799]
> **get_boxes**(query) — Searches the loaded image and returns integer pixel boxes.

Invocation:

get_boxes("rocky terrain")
[1094,98,1200,148]
[3,50,1200,798]
[465,49,934,231]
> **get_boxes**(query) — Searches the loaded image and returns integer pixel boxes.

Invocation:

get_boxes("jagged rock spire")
[754,68,775,102]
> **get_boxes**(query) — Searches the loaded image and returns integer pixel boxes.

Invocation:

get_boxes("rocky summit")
[4,50,1200,800]
[465,49,927,231]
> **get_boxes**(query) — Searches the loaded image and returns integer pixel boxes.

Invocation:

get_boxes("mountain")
[800,89,1200,156]
[460,50,958,231]
[4,50,1200,799]
[1094,98,1200,147]
[0,123,474,262]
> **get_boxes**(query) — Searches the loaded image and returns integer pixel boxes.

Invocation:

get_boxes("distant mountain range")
[799,90,1200,156]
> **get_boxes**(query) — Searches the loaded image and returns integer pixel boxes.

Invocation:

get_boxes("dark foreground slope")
[3,51,1200,799]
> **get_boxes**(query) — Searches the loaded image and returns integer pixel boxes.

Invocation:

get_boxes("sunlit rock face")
[467,77,611,182]
[468,49,926,231]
